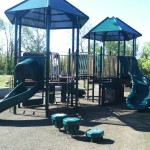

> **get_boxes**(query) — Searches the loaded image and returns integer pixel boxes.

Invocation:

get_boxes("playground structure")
[1,0,150,117]
[1,0,89,117]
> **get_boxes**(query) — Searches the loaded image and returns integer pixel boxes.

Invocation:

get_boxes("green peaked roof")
[5,0,89,29]
[92,17,122,32]
[83,17,142,41]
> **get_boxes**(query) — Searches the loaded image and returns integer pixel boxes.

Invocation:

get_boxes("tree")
[0,18,5,53]
[22,27,46,53]
[79,21,94,52]
[3,22,14,74]
[0,18,14,74]
[0,17,5,31]
[105,40,136,56]
[90,42,101,54]
[138,42,150,77]
[0,20,47,75]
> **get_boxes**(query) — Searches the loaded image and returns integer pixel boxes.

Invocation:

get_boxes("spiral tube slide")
[0,58,43,113]
[119,56,150,110]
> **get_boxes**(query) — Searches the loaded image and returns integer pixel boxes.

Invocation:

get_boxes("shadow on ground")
[0,118,51,127]
[72,134,115,144]
[49,102,150,132]
[0,101,150,133]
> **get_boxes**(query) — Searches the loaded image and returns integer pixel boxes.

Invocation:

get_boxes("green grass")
[0,75,12,88]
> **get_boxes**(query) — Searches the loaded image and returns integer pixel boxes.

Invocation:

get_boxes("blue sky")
[0,0,150,53]
[69,0,150,42]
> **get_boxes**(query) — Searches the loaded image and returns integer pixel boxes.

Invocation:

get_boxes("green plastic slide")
[120,56,150,110]
[0,57,43,113]
[126,73,150,110]
[0,82,40,113]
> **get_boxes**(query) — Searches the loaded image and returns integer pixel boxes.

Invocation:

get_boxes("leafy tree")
[0,18,5,53]
[138,42,150,77]
[105,40,136,56]
[0,55,6,74]
[79,21,94,52]
[90,42,101,54]
[0,17,5,31]
[3,21,14,74]
[22,27,46,53]
[0,18,14,74]
[0,20,47,75]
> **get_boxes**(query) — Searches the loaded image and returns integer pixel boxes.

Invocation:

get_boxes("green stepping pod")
[63,117,80,135]
[86,128,104,142]
[51,113,68,130]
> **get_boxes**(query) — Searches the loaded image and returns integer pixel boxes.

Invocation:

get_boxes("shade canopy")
[83,17,142,41]
[5,0,89,29]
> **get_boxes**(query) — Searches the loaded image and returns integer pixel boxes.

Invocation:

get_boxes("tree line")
[0,17,150,77]
[0,17,46,75]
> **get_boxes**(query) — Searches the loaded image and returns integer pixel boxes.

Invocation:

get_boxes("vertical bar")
[75,16,80,108]
[133,37,136,57]
[72,28,75,54]
[99,46,103,105]
[100,46,103,80]
[13,17,18,114]
[72,27,75,77]
[117,32,120,78]
[134,38,136,56]
[14,18,18,69]
[18,22,22,57]
[92,33,96,101]
[45,7,51,117]
[103,41,105,55]
[88,37,90,53]
[17,21,22,109]
[88,37,90,74]
[117,32,121,104]
[102,41,105,77]
[132,37,134,56]
[68,48,71,76]
[71,79,74,107]
[123,39,126,56]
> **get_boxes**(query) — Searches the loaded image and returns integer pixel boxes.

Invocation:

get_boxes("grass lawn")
[0,75,12,88]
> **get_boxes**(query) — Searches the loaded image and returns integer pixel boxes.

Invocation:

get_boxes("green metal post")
[45,7,51,117]
[103,41,105,55]
[88,37,90,53]
[132,37,136,56]
[13,17,19,114]
[18,22,22,57]
[134,38,136,56]
[87,78,89,99]
[117,32,121,103]
[72,28,75,54]
[92,33,96,102]
[18,22,22,109]
[68,48,71,76]
[72,28,75,77]
[117,32,120,78]
[123,40,126,56]
[75,17,80,108]
[99,46,103,105]
[14,18,18,75]
[88,37,90,74]
[132,37,134,56]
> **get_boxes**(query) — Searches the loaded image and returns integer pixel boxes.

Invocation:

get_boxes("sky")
[0,0,150,54]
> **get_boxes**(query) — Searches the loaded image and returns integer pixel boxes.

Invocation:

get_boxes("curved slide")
[0,82,40,113]
[120,56,150,110]
[0,57,43,113]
